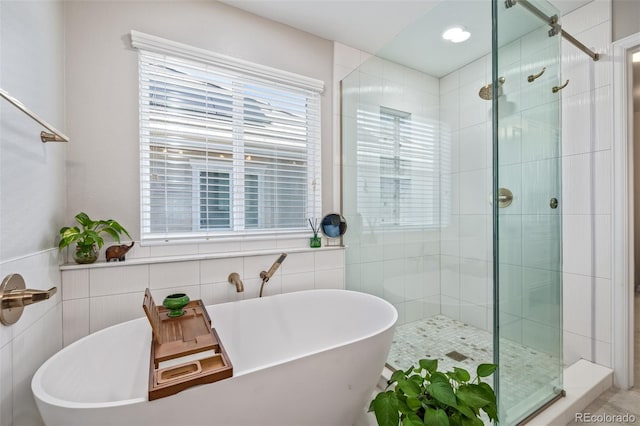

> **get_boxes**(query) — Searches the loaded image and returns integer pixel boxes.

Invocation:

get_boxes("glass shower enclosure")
[341,0,563,423]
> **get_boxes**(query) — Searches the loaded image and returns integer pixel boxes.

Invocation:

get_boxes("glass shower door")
[494,0,564,423]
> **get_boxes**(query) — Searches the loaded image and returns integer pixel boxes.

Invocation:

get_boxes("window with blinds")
[135,38,322,242]
[356,106,442,228]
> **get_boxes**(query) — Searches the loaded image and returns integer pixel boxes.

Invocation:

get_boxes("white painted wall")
[612,0,640,42]
[58,0,345,347]
[0,1,66,425]
[64,0,335,244]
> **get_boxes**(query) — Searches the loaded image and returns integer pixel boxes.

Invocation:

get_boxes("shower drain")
[445,351,469,362]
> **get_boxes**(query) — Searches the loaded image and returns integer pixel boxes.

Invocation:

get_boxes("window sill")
[59,245,344,271]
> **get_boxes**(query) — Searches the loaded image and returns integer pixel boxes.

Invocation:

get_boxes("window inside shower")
[355,106,443,229]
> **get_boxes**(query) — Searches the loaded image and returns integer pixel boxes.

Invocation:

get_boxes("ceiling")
[220,0,594,77]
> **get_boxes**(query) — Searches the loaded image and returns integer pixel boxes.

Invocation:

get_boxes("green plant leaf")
[460,415,484,426]
[398,378,421,398]
[430,372,450,384]
[456,384,493,409]
[75,212,93,229]
[477,382,497,404]
[406,396,422,411]
[107,220,132,239]
[482,403,499,422]
[476,382,498,421]
[453,367,471,383]
[389,370,405,385]
[423,408,450,426]
[101,226,121,242]
[455,403,478,420]
[83,230,104,249]
[402,413,423,426]
[476,364,497,378]
[372,391,400,426]
[410,374,424,386]
[419,359,438,373]
[426,381,457,407]
[396,396,411,415]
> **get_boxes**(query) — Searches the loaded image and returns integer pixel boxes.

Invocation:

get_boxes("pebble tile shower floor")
[387,315,561,410]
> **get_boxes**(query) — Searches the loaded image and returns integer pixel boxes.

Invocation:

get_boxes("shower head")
[478,77,506,100]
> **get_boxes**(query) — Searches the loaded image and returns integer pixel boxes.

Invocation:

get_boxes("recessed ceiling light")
[633,51,640,63]
[442,27,471,43]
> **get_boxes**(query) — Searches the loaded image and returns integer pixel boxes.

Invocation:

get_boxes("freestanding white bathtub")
[32,289,397,426]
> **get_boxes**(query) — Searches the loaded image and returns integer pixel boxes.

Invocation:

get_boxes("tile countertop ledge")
[59,245,345,270]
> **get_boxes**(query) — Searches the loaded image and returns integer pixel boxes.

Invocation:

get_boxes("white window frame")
[132,31,323,243]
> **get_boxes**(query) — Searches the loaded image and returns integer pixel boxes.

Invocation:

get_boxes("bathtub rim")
[32,289,397,410]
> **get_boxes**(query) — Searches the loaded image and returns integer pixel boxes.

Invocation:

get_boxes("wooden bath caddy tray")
[142,289,233,400]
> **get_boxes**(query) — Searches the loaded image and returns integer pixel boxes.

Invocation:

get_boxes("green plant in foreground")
[58,212,132,258]
[370,359,498,426]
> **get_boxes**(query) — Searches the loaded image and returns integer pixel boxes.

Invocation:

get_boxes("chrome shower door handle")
[498,188,513,208]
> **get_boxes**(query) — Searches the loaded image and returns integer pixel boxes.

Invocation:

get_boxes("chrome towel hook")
[552,80,570,93]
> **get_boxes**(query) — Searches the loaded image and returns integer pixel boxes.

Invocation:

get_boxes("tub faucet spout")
[227,273,244,292]
[259,253,287,297]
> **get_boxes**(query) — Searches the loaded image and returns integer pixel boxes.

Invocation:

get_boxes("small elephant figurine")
[105,242,135,262]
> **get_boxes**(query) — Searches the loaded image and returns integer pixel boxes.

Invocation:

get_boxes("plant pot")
[73,245,98,264]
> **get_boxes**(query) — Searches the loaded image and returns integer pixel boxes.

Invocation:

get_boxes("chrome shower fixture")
[478,77,506,100]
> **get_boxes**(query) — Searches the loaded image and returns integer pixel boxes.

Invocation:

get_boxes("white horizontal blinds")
[241,82,321,229]
[138,47,321,241]
[356,107,440,228]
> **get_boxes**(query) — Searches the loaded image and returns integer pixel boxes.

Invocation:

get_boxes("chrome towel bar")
[0,87,69,143]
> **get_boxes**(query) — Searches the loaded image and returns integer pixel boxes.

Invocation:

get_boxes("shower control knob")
[550,198,558,209]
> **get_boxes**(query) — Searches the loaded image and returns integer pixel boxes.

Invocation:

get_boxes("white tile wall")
[560,0,614,368]
[0,344,13,426]
[439,50,493,331]
[338,45,444,327]
[60,248,345,345]
[0,250,62,426]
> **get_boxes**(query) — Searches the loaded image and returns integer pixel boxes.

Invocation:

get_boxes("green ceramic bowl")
[163,293,190,317]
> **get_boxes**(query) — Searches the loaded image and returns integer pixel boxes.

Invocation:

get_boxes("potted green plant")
[370,359,498,426]
[58,212,132,264]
